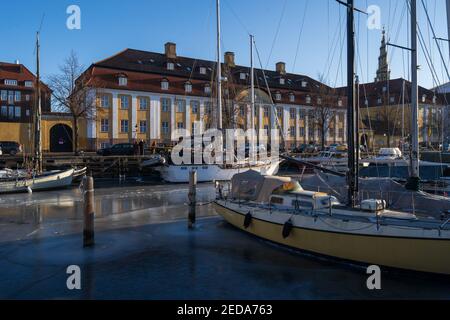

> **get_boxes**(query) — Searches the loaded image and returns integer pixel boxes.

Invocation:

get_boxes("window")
[377,98,382,104]
[289,94,295,102]
[5,79,17,86]
[191,100,199,114]
[8,106,14,119]
[139,120,147,133]
[290,108,296,119]
[162,121,169,134]
[199,67,207,75]
[139,97,148,110]
[161,79,169,90]
[290,126,296,137]
[338,99,343,107]
[177,122,184,129]
[240,73,246,80]
[120,96,129,109]
[101,119,109,132]
[8,91,14,104]
[280,78,285,85]
[118,76,127,86]
[240,105,245,117]
[390,96,395,103]
[204,85,211,94]
[205,102,212,115]
[25,81,33,87]
[26,109,30,117]
[299,110,305,120]
[275,92,281,101]
[422,94,427,103]
[25,95,30,101]
[1,91,7,101]
[299,127,305,137]
[1,106,6,117]
[185,82,192,93]
[301,81,308,88]
[167,62,175,70]
[14,91,21,102]
[101,95,109,108]
[305,95,311,104]
[161,98,170,112]
[176,100,186,113]
[120,120,129,133]
[14,106,21,118]
[277,107,283,118]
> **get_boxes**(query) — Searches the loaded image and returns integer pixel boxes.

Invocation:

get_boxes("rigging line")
[222,0,251,35]
[292,0,309,73]
[265,0,288,69]
[420,0,450,81]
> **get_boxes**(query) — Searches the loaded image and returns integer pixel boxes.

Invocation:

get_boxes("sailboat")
[155,0,279,183]
[213,0,450,275]
[0,32,75,194]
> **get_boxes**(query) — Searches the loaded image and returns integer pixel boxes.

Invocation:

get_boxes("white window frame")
[5,79,17,86]
[167,62,175,70]
[118,77,128,86]
[161,80,169,91]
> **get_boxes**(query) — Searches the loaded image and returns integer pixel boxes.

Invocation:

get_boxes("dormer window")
[5,79,18,86]
[167,62,175,70]
[161,79,169,90]
[185,82,192,93]
[240,73,246,80]
[199,67,207,75]
[338,99,343,107]
[305,95,311,104]
[275,92,282,101]
[365,99,369,106]
[390,96,395,103]
[204,84,211,94]
[433,95,437,104]
[280,78,285,85]
[422,94,427,102]
[25,81,33,88]
[289,93,295,102]
[382,86,387,92]
[377,97,382,104]
[301,81,307,88]
[118,76,127,86]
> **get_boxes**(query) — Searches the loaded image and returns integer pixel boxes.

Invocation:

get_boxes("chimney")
[14,59,20,65]
[164,42,177,59]
[224,52,235,67]
[276,62,286,75]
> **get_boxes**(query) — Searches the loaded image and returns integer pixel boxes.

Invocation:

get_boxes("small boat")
[0,168,74,194]
[155,160,279,183]
[214,171,450,275]
[72,167,87,183]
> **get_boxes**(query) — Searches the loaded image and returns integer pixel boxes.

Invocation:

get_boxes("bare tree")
[312,74,337,148]
[47,51,97,153]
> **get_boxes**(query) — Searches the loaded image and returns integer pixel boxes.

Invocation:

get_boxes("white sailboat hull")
[0,169,74,194]
[155,161,280,183]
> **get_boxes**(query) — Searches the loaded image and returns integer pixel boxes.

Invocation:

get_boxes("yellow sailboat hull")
[214,202,450,275]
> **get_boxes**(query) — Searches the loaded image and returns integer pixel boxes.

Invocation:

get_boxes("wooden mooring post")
[188,170,197,229]
[83,176,95,247]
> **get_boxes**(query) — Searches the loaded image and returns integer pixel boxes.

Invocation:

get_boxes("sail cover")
[231,170,291,204]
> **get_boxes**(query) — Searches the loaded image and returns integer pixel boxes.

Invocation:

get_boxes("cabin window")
[292,200,313,209]
[270,197,284,205]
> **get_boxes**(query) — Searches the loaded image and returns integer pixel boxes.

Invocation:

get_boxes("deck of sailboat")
[217,199,450,233]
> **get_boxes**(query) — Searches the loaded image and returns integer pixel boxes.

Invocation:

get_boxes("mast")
[346,0,358,207]
[34,31,42,174]
[250,35,255,132]
[216,0,222,130]
[407,0,420,190]
[447,0,450,60]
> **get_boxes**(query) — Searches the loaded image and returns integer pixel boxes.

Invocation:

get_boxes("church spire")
[375,27,390,82]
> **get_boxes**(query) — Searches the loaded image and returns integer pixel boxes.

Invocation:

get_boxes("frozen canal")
[0,180,449,299]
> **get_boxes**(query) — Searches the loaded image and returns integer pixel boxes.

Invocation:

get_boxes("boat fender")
[282,220,293,239]
[244,212,252,229]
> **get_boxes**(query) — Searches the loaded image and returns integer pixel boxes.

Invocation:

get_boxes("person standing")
[139,140,145,156]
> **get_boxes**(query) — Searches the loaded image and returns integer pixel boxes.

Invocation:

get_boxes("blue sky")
[1,0,449,89]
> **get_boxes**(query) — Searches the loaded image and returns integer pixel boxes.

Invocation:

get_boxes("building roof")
[0,61,51,92]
